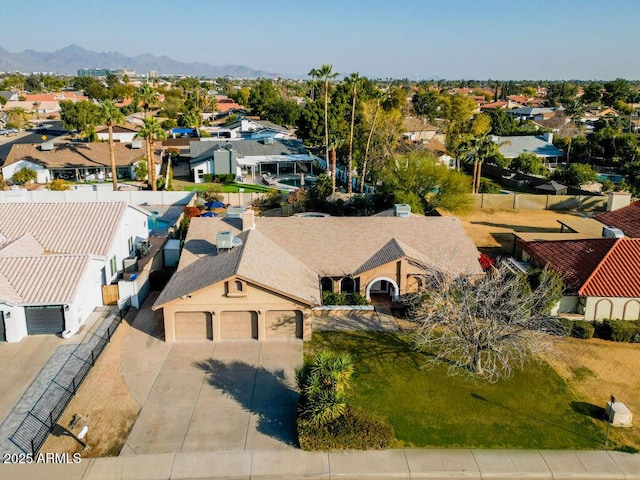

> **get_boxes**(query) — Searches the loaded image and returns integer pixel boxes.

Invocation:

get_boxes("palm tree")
[346,73,361,194]
[98,101,125,191]
[309,65,338,177]
[360,90,384,193]
[564,99,585,130]
[459,134,506,194]
[328,135,345,193]
[134,82,158,119]
[136,117,167,191]
[5,107,30,129]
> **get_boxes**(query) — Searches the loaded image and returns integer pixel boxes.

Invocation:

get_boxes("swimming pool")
[597,173,625,184]
[275,174,317,188]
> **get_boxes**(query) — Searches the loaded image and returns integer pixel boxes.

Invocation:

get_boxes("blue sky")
[3,0,639,80]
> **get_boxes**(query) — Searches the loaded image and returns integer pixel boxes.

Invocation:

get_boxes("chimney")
[607,192,632,212]
[242,208,255,230]
[542,132,553,144]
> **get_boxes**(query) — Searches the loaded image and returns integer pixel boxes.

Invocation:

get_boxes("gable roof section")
[579,238,640,297]
[0,234,44,257]
[521,238,615,293]
[0,202,128,256]
[153,228,320,308]
[0,254,91,305]
[594,201,640,238]
[3,142,148,170]
[190,138,309,160]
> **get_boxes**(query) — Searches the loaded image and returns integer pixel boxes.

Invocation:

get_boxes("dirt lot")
[547,337,640,450]
[40,313,140,457]
[456,208,584,256]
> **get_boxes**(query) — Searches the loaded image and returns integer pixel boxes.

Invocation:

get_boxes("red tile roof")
[521,239,615,293]
[594,201,640,238]
[522,238,640,297]
[579,238,640,297]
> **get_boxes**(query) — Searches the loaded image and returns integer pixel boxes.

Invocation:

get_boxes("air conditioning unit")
[131,140,142,149]
[226,206,244,218]
[123,257,138,273]
[41,142,54,151]
[264,137,275,145]
[393,204,411,217]
[216,231,234,249]
[602,226,624,239]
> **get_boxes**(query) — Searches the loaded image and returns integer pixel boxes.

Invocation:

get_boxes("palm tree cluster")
[296,350,355,426]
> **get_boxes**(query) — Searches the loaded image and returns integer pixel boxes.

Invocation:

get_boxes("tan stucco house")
[153,208,483,342]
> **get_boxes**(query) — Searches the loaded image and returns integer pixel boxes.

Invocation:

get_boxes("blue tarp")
[200,211,218,217]
[205,201,225,209]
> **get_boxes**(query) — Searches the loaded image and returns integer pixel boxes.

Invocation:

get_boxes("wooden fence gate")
[102,284,119,305]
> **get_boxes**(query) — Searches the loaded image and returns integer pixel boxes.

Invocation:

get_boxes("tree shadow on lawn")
[470,393,602,443]
[193,358,298,447]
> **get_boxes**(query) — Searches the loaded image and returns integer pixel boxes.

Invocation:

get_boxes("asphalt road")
[0,121,68,166]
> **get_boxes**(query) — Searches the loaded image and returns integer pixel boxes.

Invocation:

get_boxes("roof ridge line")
[578,237,622,295]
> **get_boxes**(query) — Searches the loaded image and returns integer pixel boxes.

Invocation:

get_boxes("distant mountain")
[0,44,283,78]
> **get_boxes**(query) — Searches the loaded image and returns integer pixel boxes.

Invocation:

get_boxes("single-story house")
[507,107,560,122]
[152,208,483,342]
[0,202,150,342]
[520,237,640,321]
[96,124,139,143]
[189,138,319,182]
[1,141,157,184]
[402,117,438,143]
[492,133,564,163]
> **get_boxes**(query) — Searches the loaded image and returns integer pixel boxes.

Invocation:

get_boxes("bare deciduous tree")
[405,261,565,383]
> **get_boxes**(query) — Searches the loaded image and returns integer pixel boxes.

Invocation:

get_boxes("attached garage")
[25,306,65,335]
[0,311,5,342]
[220,311,258,340]
[266,310,303,339]
[174,312,212,340]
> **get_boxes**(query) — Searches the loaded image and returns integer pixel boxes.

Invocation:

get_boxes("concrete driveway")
[122,339,302,455]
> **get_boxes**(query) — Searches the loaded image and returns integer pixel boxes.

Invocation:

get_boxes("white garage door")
[220,311,258,340]
[174,312,212,340]
[266,310,303,339]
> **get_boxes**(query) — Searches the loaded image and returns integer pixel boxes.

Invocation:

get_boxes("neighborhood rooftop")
[594,200,640,238]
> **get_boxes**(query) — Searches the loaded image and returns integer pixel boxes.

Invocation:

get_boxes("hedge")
[298,406,394,450]
[603,319,640,343]
[571,320,595,339]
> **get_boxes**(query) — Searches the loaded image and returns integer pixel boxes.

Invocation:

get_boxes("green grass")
[180,182,280,193]
[305,332,605,449]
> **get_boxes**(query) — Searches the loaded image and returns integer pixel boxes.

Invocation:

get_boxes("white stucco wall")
[583,296,640,321]
[552,295,579,316]
[105,206,149,283]
[2,160,49,184]
[0,302,27,342]
[65,257,106,335]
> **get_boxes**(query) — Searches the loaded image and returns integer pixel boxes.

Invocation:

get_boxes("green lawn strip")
[305,331,604,449]
[181,182,279,193]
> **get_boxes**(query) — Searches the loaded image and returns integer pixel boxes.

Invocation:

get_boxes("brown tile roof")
[594,201,640,238]
[96,125,139,134]
[480,101,508,110]
[522,238,614,293]
[0,202,129,256]
[3,142,151,170]
[402,117,438,132]
[579,239,640,297]
[0,254,91,305]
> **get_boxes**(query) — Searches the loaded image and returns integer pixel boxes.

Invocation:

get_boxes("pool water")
[597,174,624,184]
[277,174,317,187]
[148,216,170,230]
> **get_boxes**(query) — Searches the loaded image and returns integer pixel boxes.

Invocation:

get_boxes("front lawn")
[306,332,606,449]
[180,182,280,193]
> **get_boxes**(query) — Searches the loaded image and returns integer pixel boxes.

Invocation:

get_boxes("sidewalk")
[2,448,640,479]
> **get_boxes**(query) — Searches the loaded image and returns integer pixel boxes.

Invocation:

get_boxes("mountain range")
[0,45,284,78]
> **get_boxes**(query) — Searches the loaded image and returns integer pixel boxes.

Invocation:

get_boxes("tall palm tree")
[309,65,338,177]
[134,82,158,119]
[346,73,361,194]
[328,135,345,193]
[135,117,167,191]
[360,90,384,193]
[564,99,585,130]
[459,134,505,194]
[98,101,125,191]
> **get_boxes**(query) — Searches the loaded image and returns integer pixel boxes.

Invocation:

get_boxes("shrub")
[12,167,37,184]
[134,160,148,181]
[298,406,394,450]
[478,179,501,194]
[558,318,574,336]
[203,173,215,183]
[218,173,235,184]
[322,291,369,306]
[603,319,640,342]
[204,185,223,202]
[571,320,595,339]
[45,179,70,191]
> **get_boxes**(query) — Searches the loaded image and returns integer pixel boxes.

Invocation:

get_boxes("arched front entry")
[365,277,400,301]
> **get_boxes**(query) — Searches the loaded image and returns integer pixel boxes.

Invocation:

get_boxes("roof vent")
[41,142,54,151]
[602,226,624,239]
[393,204,411,217]
[264,137,275,145]
[131,140,142,149]
[216,230,243,251]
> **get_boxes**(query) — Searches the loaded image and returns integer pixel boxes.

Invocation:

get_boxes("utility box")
[163,239,181,268]
[606,401,633,427]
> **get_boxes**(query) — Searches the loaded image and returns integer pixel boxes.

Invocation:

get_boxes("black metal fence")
[10,310,123,456]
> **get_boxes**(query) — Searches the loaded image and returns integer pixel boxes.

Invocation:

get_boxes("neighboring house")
[507,107,560,122]
[520,238,640,321]
[0,91,19,102]
[492,133,564,162]
[402,117,438,143]
[533,180,568,195]
[152,208,483,342]
[189,138,318,183]
[2,141,155,184]
[593,199,640,238]
[0,202,149,342]
[3,100,60,116]
[96,124,139,143]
